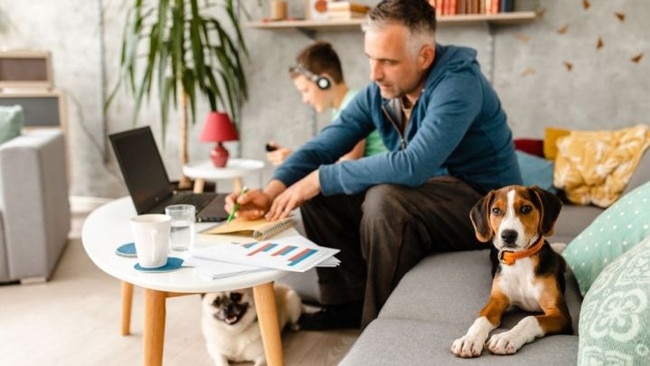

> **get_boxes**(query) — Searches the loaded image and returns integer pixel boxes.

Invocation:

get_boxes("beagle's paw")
[451,335,485,358]
[486,331,524,355]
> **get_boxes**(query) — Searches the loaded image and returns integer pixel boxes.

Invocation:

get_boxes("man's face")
[365,24,427,100]
[292,74,328,113]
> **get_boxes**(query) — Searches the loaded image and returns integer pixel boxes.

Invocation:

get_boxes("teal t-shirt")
[332,90,388,157]
[363,130,388,156]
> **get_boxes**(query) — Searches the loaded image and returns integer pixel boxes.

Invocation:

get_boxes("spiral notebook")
[203,217,295,240]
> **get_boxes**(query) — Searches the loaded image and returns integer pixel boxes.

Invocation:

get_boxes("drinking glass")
[165,204,196,251]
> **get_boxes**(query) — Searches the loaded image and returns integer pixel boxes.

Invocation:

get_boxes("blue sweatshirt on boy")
[273,44,522,195]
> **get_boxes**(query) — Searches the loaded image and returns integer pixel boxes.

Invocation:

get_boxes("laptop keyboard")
[169,193,215,208]
[148,193,217,214]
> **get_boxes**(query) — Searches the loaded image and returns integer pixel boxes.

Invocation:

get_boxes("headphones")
[290,63,331,90]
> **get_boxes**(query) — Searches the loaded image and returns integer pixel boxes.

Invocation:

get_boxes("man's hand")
[224,188,272,220]
[267,170,321,221]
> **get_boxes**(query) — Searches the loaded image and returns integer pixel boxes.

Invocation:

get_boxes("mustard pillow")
[544,127,571,160]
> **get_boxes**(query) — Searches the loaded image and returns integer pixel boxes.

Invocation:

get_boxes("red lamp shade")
[200,112,238,168]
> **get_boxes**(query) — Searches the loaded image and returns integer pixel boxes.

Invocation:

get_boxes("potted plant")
[107,0,249,188]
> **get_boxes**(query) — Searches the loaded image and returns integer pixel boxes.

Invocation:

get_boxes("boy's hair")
[289,41,344,84]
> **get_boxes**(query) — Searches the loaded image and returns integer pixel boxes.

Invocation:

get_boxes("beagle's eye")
[491,207,502,216]
[520,205,532,214]
[230,293,242,303]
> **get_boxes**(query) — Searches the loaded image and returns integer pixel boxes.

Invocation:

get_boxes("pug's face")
[206,291,250,325]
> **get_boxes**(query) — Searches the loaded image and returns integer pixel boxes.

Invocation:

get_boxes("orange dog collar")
[498,237,545,266]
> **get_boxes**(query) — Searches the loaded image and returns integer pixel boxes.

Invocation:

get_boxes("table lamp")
[199,111,238,168]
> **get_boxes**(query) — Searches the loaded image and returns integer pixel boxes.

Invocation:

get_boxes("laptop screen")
[109,126,174,214]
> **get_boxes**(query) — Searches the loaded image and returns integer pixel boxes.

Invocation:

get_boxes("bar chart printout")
[190,235,340,272]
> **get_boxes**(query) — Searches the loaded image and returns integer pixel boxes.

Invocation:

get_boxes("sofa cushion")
[548,203,604,244]
[339,318,579,365]
[0,105,23,144]
[577,235,650,366]
[563,181,650,296]
[379,250,492,325]
[380,249,582,333]
[516,150,556,193]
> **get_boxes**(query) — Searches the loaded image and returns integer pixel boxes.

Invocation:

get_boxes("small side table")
[82,197,290,366]
[183,158,265,193]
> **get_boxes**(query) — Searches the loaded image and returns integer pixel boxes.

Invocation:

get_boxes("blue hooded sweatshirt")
[273,44,523,195]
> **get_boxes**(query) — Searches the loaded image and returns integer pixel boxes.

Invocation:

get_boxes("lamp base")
[210,143,229,168]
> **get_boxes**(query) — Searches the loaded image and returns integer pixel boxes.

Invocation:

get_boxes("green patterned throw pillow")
[578,235,650,366]
[563,181,650,296]
[0,105,23,144]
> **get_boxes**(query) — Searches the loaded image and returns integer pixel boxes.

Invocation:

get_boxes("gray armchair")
[0,129,70,283]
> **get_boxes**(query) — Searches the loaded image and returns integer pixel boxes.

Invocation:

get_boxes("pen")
[227,186,248,223]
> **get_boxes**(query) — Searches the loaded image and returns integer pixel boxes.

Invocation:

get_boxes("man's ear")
[419,45,435,70]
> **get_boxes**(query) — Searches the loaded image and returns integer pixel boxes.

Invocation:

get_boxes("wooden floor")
[0,199,360,366]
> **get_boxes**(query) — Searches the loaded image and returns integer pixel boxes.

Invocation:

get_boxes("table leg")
[121,281,134,335]
[193,178,205,193]
[143,289,167,366]
[253,282,284,366]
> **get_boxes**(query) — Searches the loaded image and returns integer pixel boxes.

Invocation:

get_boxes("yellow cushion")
[544,127,571,160]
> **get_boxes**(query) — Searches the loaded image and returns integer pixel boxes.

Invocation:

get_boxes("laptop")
[109,126,229,222]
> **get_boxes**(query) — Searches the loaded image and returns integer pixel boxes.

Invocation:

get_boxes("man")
[226,0,522,330]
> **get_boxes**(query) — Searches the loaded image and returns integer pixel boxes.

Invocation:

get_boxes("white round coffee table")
[183,158,265,193]
[81,197,289,366]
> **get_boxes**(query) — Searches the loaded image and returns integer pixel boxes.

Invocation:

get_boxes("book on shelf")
[484,0,499,14]
[500,0,514,12]
[433,0,516,15]
[202,217,295,241]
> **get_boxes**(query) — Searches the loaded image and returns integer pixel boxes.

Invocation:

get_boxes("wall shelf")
[247,11,536,32]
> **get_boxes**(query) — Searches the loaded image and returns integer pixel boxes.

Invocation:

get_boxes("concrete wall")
[0,0,647,198]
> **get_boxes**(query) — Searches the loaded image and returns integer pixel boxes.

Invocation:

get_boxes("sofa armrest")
[0,129,71,280]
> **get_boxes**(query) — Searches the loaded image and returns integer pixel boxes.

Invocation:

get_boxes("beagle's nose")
[501,230,518,245]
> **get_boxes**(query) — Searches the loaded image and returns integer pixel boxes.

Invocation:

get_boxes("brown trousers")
[300,177,485,327]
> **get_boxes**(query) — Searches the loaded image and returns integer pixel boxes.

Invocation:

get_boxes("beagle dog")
[451,185,572,357]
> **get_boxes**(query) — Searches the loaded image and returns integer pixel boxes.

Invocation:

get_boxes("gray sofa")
[0,129,71,283]
[337,149,650,365]
[278,149,650,365]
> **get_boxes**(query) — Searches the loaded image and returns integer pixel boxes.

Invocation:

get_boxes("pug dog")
[201,283,302,366]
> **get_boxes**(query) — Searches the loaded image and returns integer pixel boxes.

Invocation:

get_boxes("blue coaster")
[116,242,137,257]
[134,257,184,272]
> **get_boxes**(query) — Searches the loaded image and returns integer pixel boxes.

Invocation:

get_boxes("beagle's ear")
[529,186,563,236]
[470,191,495,243]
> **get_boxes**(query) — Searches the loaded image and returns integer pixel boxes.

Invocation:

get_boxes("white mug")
[130,214,171,268]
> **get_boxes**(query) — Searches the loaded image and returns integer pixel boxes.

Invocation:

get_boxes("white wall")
[0,0,648,198]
